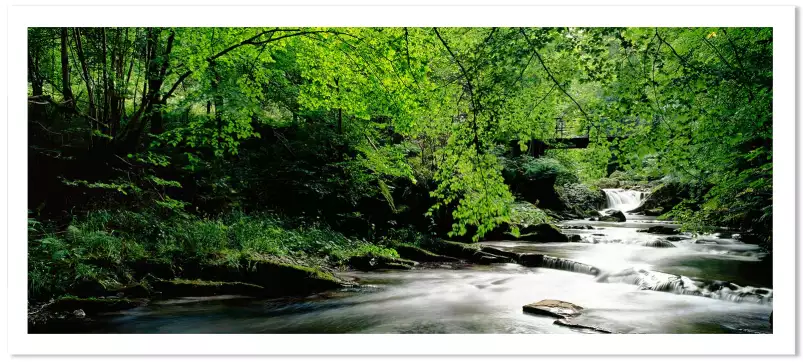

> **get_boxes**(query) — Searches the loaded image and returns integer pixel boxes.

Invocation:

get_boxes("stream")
[55,189,773,334]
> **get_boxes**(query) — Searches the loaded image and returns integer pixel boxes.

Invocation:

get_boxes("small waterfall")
[602,188,645,212]
[539,256,600,276]
[596,267,773,305]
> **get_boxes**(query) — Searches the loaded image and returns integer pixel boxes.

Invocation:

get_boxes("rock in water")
[518,253,545,267]
[598,209,626,222]
[523,299,584,318]
[637,225,680,235]
[480,246,522,261]
[517,223,570,242]
[72,309,86,319]
[665,236,688,242]
[554,318,612,334]
[394,244,459,263]
[638,239,676,248]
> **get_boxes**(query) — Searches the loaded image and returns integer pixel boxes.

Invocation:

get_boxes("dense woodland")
[27,27,772,306]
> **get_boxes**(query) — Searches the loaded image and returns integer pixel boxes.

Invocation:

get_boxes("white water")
[60,202,771,334]
[602,188,646,212]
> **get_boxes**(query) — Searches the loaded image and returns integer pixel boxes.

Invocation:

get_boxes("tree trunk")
[27,52,43,96]
[60,28,74,105]
[73,28,96,121]
[211,62,224,149]
[101,28,109,129]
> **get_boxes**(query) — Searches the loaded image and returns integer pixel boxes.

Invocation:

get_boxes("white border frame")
[5,3,796,356]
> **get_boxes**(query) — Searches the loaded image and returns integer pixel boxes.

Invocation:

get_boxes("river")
[54,189,773,334]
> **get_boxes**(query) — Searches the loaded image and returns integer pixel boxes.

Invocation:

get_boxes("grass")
[28,210,419,301]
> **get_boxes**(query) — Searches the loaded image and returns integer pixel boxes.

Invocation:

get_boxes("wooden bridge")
[511,136,624,157]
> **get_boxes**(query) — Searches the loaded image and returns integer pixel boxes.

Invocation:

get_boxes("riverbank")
[29,208,773,334]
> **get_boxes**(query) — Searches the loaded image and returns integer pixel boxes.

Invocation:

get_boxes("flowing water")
[54,189,773,334]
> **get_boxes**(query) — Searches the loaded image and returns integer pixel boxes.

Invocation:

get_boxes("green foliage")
[28,25,775,296]
[520,157,579,185]
[508,202,552,227]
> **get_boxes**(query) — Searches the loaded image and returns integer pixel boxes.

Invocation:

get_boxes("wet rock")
[72,309,86,319]
[523,299,584,318]
[180,256,350,295]
[430,240,512,264]
[665,236,688,242]
[472,251,512,265]
[47,296,144,315]
[517,223,570,243]
[349,255,417,271]
[638,239,676,248]
[598,209,626,222]
[561,225,595,230]
[554,318,612,334]
[629,181,690,215]
[111,283,152,298]
[569,235,582,243]
[558,183,608,218]
[517,253,545,267]
[431,240,482,260]
[480,246,522,261]
[637,225,680,235]
[394,244,459,263]
[150,278,267,297]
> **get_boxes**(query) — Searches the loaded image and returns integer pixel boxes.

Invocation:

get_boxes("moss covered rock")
[518,223,570,242]
[430,240,511,264]
[393,244,460,263]
[48,296,144,315]
[348,255,418,271]
[150,278,267,297]
[178,255,348,296]
[637,225,680,235]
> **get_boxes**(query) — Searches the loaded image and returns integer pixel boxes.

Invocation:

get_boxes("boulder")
[598,209,626,222]
[569,235,582,243]
[523,299,584,318]
[638,239,676,248]
[630,180,693,215]
[472,251,512,265]
[557,183,608,218]
[349,255,418,271]
[150,278,268,297]
[180,256,349,296]
[637,225,680,235]
[518,253,545,267]
[480,246,522,261]
[665,236,689,242]
[431,240,511,264]
[518,223,570,243]
[393,244,460,263]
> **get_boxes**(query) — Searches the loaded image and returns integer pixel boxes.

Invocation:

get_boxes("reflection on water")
[56,215,771,334]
